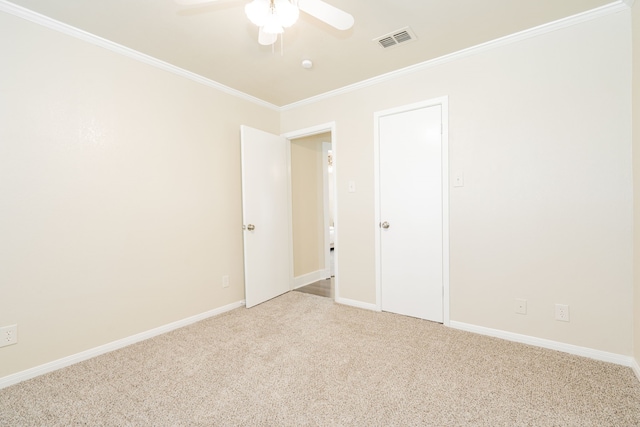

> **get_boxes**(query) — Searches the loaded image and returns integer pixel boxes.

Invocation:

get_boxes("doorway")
[374,98,450,324]
[283,123,338,300]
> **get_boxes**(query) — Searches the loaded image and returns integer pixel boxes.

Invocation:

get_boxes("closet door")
[378,104,443,322]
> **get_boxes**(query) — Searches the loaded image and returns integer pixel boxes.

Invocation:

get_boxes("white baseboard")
[335,297,379,312]
[632,358,640,382]
[0,300,245,390]
[294,269,330,289]
[450,321,635,368]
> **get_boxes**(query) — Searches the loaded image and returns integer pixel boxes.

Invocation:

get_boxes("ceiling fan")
[175,0,354,47]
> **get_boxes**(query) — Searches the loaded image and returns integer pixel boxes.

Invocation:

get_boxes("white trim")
[322,141,332,278]
[373,97,450,325]
[281,122,336,140]
[0,0,279,111]
[293,269,330,289]
[441,100,450,326]
[280,0,630,111]
[450,321,636,367]
[285,136,295,291]
[335,297,379,312]
[632,359,640,382]
[373,113,382,312]
[1,0,629,111]
[282,122,339,300]
[0,300,244,390]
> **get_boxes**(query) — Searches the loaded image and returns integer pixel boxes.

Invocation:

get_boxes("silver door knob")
[380,221,390,229]
[247,224,255,231]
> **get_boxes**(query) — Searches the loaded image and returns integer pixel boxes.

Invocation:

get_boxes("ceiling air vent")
[374,27,417,49]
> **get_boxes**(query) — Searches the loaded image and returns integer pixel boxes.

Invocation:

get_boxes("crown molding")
[0,0,631,113]
[280,0,631,111]
[0,0,280,112]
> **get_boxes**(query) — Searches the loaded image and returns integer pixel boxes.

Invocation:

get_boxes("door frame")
[373,97,450,325]
[322,141,333,279]
[282,122,338,299]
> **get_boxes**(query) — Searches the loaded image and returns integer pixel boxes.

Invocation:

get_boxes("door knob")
[380,221,390,229]
[247,224,255,231]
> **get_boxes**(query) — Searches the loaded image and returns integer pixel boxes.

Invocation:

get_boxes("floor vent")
[374,27,417,49]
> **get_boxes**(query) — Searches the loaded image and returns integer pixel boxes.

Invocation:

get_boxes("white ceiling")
[5,0,615,106]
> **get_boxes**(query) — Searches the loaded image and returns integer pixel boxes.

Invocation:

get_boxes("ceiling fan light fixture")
[245,0,299,32]
[245,0,269,26]
[258,27,279,45]
[263,17,284,34]
[273,0,299,27]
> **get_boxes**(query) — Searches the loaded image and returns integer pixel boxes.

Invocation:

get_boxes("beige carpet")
[1,291,639,426]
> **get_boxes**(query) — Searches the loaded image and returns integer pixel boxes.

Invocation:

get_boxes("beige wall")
[633,1,640,366]
[0,11,278,378]
[290,133,330,277]
[1,4,636,381]
[282,11,633,355]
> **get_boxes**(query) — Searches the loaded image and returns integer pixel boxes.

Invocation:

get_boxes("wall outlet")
[222,275,230,288]
[555,304,570,322]
[514,298,527,315]
[0,324,18,348]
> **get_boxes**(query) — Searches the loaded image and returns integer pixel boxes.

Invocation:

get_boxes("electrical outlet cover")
[0,324,18,347]
[555,304,569,322]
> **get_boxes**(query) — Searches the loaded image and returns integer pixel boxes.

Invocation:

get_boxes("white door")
[378,105,443,322]
[240,125,291,308]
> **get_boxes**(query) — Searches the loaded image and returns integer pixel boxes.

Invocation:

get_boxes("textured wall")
[0,11,278,378]
[282,11,633,355]
[0,4,635,382]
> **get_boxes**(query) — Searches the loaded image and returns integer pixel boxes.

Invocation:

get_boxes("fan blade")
[258,27,278,46]
[297,0,354,31]
[174,0,223,5]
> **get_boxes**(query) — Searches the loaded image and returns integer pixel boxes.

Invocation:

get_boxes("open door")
[240,125,291,308]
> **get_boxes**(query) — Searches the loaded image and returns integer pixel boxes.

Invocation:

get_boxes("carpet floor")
[1,291,639,426]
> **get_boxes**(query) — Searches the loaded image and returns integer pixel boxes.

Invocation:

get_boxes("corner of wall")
[632,0,640,375]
